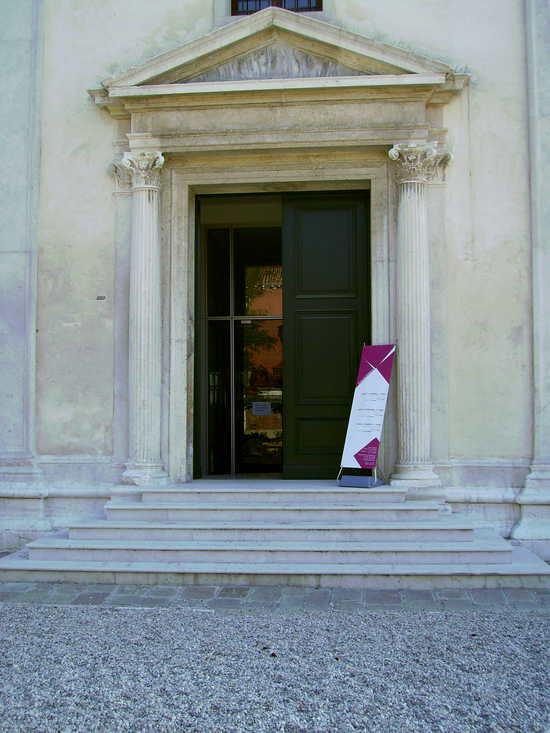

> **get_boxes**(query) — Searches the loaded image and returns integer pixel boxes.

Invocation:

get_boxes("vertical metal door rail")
[229,227,237,475]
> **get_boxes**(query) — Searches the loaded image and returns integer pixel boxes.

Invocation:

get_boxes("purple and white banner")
[340,344,396,471]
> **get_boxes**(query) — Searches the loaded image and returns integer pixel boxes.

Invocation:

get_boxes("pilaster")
[0,0,43,483]
[388,141,450,489]
[511,0,550,557]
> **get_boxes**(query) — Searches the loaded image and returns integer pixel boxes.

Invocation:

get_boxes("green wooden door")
[282,192,370,479]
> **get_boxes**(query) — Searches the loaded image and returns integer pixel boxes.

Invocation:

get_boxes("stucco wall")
[35,0,215,455]
[21,0,534,477]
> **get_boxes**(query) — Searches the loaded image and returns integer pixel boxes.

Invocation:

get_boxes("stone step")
[0,546,548,589]
[104,501,446,523]
[69,519,477,543]
[139,486,407,506]
[27,537,512,565]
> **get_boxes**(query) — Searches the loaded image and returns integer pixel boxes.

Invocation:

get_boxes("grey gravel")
[0,605,549,732]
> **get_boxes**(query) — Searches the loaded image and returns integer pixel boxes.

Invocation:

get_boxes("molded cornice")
[89,6,467,115]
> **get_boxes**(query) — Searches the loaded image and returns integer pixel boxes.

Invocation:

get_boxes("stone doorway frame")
[113,141,453,490]
[163,155,394,483]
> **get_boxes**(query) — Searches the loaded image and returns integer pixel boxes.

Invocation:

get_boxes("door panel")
[297,418,348,453]
[283,193,370,479]
[296,208,356,295]
[295,312,356,402]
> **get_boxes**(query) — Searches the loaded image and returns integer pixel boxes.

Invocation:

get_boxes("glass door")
[204,226,283,475]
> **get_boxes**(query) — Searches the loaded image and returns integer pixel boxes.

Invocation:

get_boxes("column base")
[122,463,168,486]
[510,465,550,559]
[0,456,42,482]
[522,464,550,492]
[390,464,442,489]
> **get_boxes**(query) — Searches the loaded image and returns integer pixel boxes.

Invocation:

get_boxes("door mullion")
[229,227,236,475]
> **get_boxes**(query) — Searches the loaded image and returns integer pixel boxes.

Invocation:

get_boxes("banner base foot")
[338,475,385,488]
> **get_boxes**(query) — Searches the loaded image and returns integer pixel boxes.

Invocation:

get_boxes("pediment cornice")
[90,6,466,114]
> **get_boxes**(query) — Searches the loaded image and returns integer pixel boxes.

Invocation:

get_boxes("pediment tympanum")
[182,42,369,83]
[91,7,464,107]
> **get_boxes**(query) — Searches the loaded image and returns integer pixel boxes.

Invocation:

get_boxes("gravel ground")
[0,604,548,733]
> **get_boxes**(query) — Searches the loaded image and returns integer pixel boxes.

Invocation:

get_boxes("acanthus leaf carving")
[110,158,133,193]
[388,142,452,184]
[121,151,165,188]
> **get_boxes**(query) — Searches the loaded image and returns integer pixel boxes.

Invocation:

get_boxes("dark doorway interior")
[204,225,283,475]
[195,191,370,479]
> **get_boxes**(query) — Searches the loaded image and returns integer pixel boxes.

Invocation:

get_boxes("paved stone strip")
[0,581,548,612]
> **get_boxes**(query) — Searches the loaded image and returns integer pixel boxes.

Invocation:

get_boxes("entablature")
[89,7,467,147]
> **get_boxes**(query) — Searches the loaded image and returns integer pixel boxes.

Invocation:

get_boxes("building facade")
[1,0,549,563]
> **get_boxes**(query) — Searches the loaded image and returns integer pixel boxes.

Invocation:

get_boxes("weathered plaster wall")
[36,0,214,455]
[0,0,41,476]
[32,0,532,479]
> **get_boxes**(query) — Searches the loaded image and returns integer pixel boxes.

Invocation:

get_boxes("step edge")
[105,501,444,511]
[29,539,511,552]
[140,487,407,493]
[69,520,477,530]
[0,559,547,576]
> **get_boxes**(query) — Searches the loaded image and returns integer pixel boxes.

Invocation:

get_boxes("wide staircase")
[0,481,548,588]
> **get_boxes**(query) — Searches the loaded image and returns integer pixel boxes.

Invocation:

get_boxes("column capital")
[109,157,132,193]
[388,141,451,184]
[121,151,165,189]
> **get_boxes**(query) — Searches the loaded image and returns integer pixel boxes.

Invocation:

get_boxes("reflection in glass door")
[204,227,283,475]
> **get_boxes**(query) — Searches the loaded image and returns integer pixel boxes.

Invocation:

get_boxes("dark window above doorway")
[231,0,322,15]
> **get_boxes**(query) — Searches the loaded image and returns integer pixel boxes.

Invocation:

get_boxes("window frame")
[231,0,323,16]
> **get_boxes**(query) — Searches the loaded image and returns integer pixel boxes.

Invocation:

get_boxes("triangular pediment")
[102,7,453,91]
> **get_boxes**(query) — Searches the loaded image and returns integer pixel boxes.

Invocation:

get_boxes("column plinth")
[511,471,550,561]
[118,151,167,485]
[388,142,450,489]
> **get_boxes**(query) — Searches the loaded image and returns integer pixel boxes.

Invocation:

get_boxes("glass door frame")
[196,220,283,477]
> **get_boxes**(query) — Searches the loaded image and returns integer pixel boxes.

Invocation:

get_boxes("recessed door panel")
[295,312,356,403]
[295,207,356,296]
[297,418,348,454]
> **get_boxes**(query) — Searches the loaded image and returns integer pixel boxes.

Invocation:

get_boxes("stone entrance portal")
[94,6,465,487]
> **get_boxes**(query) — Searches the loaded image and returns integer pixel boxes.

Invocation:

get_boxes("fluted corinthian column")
[120,151,167,485]
[388,142,451,488]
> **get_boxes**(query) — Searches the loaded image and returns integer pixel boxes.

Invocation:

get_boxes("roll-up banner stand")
[338,344,396,487]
